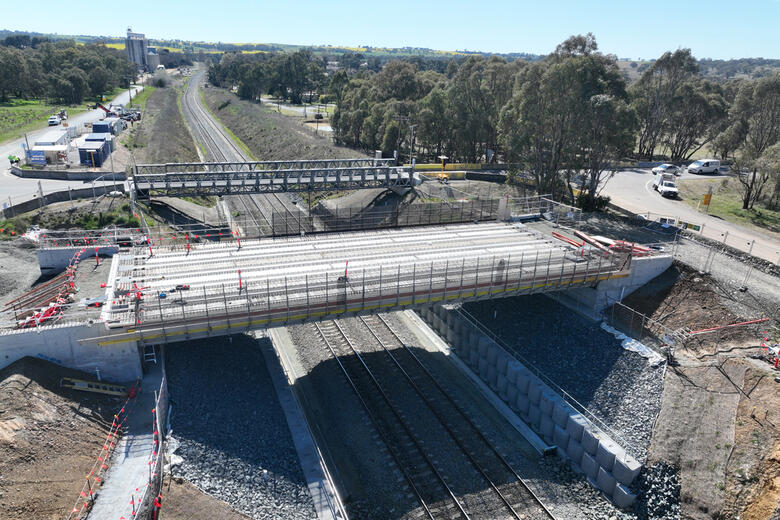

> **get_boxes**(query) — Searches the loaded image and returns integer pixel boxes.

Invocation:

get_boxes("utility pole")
[408,124,417,166]
[392,112,409,163]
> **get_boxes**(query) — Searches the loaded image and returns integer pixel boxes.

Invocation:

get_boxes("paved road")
[0,87,143,204]
[601,168,780,264]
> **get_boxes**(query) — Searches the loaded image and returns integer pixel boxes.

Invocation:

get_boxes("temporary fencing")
[65,381,140,520]
[128,374,168,520]
[4,246,94,328]
[603,299,684,354]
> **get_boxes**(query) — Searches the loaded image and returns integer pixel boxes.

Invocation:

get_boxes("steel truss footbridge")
[130,158,415,200]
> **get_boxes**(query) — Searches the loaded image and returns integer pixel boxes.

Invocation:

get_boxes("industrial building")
[125,28,158,72]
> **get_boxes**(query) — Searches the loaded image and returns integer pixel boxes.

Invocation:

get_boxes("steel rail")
[313,321,465,520]
[365,314,557,520]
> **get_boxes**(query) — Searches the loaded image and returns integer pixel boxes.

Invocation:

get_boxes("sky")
[3,0,779,60]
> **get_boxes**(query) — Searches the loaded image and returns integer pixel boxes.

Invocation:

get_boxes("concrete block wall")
[0,323,142,382]
[419,304,641,507]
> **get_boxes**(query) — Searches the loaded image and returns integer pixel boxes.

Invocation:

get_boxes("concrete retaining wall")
[11,165,126,181]
[419,304,641,508]
[0,323,142,382]
[2,183,127,219]
[38,245,120,273]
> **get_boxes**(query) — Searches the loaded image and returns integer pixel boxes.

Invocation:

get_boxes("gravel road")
[166,335,315,519]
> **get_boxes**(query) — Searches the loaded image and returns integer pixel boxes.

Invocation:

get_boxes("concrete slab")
[89,363,161,519]
[265,327,345,520]
[402,309,553,455]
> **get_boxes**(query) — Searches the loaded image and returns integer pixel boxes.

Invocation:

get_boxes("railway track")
[181,70,310,236]
[314,316,556,520]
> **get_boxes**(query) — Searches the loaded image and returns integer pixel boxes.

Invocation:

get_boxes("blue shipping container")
[79,141,108,167]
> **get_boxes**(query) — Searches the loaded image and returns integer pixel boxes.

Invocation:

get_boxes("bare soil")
[0,357,123,520]
[622,263,758,349]
[0,241,39,301]
[159,477,250,520]
[201,88,365,161]
[725,364,780,520]
[626,262,780,518]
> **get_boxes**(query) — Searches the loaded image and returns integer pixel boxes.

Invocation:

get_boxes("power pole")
[408,124,417,166]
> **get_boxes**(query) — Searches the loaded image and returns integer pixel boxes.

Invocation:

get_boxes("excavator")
[91,102,141,122]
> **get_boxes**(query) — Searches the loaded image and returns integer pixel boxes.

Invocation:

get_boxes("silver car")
[651,164,680,176]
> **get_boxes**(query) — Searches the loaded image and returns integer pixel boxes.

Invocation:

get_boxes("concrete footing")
[417,304,641,508]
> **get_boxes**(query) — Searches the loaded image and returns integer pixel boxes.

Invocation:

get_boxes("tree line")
[208,35,779,210]
[0,36,137,104]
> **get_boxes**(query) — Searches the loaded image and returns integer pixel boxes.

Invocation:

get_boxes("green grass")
[200,88,257,160]
[129,86,157,111]
[98,86,127,101]
[181,196,217,207]
[0,98,88,145]
[678,177,780,233]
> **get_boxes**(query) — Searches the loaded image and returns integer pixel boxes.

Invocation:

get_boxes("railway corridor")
[313,314,554,519]
[179,69,309,236]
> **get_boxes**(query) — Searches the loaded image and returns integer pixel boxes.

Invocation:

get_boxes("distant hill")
[2,29,777,77]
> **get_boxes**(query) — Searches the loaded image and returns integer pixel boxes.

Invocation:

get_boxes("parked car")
[687,159,720,174]
[652,164,680,176]
[47,115,60,126]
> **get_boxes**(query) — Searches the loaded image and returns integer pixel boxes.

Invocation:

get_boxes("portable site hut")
[102,117,126,135]
[31,129,70,164]
[34,129,69,147]
[78,141,109,167]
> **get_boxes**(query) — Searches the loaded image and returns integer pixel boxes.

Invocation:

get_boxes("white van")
[687,159,720,174]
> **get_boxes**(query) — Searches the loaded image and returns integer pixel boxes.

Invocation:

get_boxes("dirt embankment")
[0,357,122,520]
[127,86,199,164]
[629,264,779,519]
[201,88,366,161]
[159,478,250,520]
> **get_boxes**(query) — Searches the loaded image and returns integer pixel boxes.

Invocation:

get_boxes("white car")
[687,159,720,174]
[651,164,680,176]
[47,115,60,126]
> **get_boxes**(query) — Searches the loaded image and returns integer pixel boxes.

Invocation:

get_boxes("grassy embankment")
[200,87,362,162]
[0,202,140,240]
[0,99,88,145]
[677,177,780,233]
[197,89,257,160]
[124,85,215,207]
[200,87,369,207]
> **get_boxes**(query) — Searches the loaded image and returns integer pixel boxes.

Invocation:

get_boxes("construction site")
[0,66,778,520]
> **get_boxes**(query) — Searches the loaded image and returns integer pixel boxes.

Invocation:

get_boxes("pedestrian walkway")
[89,363,161,519]
[264,329,346,520]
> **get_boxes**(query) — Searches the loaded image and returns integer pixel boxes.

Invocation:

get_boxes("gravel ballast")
[463,294,665,463]
[166,334,315,520]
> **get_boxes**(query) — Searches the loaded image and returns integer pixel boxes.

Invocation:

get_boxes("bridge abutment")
[0,323,142,382]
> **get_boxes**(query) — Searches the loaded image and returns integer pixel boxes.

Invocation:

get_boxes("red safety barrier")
[689,317,771,335]
[66,382,140,520]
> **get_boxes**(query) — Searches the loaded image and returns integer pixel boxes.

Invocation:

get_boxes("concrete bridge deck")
[91,222,632,346]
